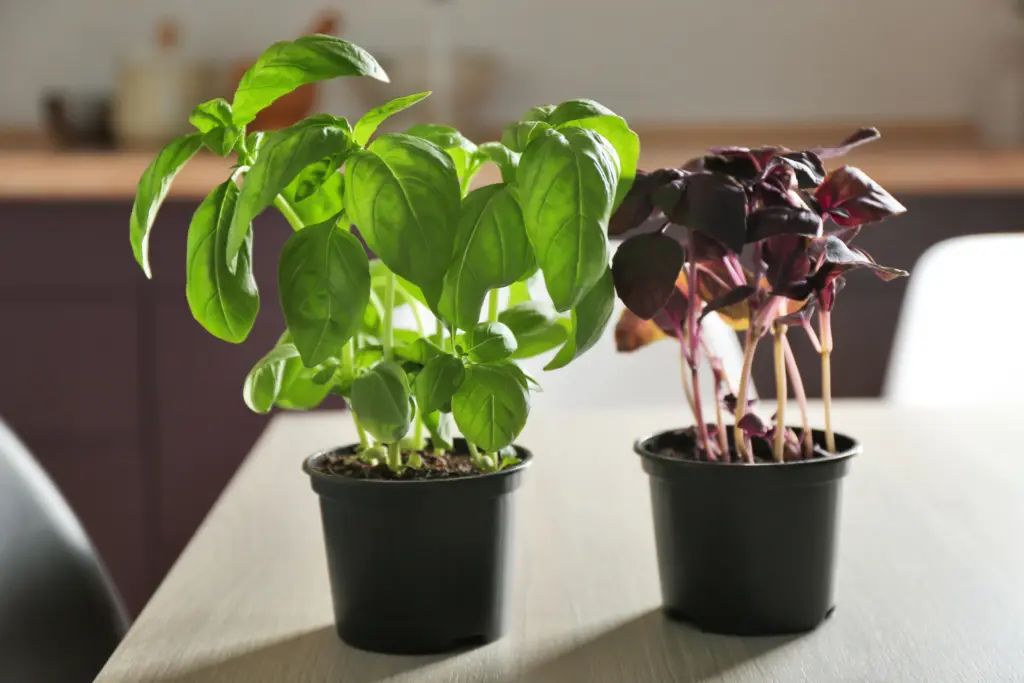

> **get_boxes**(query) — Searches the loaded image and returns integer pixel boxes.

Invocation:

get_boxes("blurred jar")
[114,19,210,149]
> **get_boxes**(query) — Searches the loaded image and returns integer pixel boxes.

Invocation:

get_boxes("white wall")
[0,0,1014,128]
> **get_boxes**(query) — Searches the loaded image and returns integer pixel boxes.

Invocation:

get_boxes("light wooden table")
[96,401,1024,682]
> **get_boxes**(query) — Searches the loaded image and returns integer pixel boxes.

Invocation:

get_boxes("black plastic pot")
[303,440,531,654]
[635,427,860,635]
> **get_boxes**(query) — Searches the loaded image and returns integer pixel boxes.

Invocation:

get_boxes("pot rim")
[634,426,861,470]
[303,439,533,489]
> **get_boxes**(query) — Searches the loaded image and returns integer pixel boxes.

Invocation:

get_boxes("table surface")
[96,401,1024,682]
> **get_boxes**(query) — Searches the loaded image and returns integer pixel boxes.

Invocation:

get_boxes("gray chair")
[0,419,128,682]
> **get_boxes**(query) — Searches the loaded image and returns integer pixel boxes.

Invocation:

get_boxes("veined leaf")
[546,267,615,370]
[189,98,242,157]
[278,217,370,367]
[350,360,412,443]
[560,115,639,210]
[465,322,518,363]
[501,121,552,153]
[499,301,569,360]
[407,123,484,194]
[354,91,431,146]
[233,35,388,126]
[243,343,300,414]
[476,142,520,185]
[438,184,533,329]
[414,354,466,414]
[452,364,529,452]
[345,134,461,289]
[517,127,619,312]
[228,115,357,266]
[185,180,259,343]
[129,133,203,278]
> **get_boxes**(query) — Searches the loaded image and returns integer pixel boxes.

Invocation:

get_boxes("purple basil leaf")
[686,229,731,263]
[737,412,769,437]
[815,166,907,226]
[812,127,881,159]
[777,152,826,189]
[652,287,689,334]
[612,231,684,319]
[608,168,689,236]
[698,285,755,323]
[747,206,822,242]
[609,170,656,236]
[830,225,861,243]
[679,172,748,253]
[701,152,761,181]
[763,234,813,294]
[653,178,688,221]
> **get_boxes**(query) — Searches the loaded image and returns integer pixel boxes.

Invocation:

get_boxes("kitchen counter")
[3,123,1024,199]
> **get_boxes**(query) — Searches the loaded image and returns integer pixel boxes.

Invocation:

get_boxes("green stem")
[343,340,369,450]
[386,441,402,472]
[488,288,500,323]
[413,406,425,450]
[382,270,396,362]
[273,195,304,231]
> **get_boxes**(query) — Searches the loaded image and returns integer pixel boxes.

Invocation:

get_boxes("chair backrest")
[884,233,1024,407]
[0,420,128,682]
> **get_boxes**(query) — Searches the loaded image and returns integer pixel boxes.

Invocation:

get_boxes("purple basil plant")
[610,128,908,463]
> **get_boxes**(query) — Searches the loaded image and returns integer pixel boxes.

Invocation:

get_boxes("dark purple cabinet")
[0,193,1019,614]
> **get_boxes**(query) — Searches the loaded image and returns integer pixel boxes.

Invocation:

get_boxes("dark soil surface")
[312,450,487,480]
[653,427,833,464]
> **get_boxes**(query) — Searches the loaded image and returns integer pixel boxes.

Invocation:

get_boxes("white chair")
[884,234,1024,407]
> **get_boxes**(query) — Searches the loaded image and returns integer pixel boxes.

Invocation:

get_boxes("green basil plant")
[130,35,637,474]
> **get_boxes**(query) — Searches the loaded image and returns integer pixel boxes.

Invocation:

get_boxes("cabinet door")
[0,201,150,613]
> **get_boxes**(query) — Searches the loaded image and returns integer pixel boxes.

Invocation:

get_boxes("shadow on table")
[150,625,455,683]
[512,609,801,683]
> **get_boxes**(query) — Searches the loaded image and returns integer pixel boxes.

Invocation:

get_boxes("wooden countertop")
[95,401,1024,682]
[4,123,1024,200]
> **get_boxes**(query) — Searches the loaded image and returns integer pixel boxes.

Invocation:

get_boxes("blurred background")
[1,0,1022,621]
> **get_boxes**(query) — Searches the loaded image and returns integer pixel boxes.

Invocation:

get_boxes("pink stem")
[685,248,715,460]
[782,334,813,458]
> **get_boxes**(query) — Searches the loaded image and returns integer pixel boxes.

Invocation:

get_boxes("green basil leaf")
[423,410,456,451]
[499,301,569,360]
[189,98,242,157]
[129,132,203,278]
[354,91,431,146]
[547,99,616,126]
[560,115,639,211]
[437,184,534,329]
[452,364,529,451]
[277,354,336,410]
[243,343,300,413]
[350,360,412,443]
[406,124,484,195]
[520,104,555,123]
[345,134,461,288]
[501,121,552,153]
[476,142,520,185]
[278,218,370,367]
[517,127,619,312]
[395,337,445,366]
[288,158,339,203]
[465,322,518,363]
[281,171,344,227]
[245,131,267,158]
[545,267,615,370]
[185,180,259,343]
[229,115,357,263]
[414,354,466,414]
[232,35,388,126]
